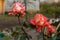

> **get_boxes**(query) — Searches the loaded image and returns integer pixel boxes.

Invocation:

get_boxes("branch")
[17,15,32,40]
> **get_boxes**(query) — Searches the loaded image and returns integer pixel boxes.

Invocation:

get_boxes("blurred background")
[0,0,60,18]
[0,0,60,40]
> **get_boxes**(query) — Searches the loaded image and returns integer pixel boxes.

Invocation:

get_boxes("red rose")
[30,14,55,33]
[9,2,25,16]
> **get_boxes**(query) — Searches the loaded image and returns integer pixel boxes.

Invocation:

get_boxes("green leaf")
[11,31,18,37]
[20,33,26,40]
[0,32,5,38]
[52,34,57,40]
[15,26,20,31]
[3,36,10,40]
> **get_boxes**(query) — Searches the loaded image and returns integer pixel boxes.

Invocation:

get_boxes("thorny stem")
[17,14,32,40]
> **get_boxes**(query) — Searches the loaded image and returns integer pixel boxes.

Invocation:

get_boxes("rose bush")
[8,2,56,40]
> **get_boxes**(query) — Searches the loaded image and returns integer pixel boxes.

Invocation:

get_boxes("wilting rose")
[30,14,55,33]
[9,2,25,16]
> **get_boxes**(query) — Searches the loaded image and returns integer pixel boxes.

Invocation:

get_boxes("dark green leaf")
[20,33,26,40]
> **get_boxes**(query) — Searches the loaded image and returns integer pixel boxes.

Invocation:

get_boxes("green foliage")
[11,31,19,37]
[0,32,5,38]
[52,34,57,40]
[3,36,10,40]
[20,33,26,40]
[40,3,60,18]
[15,26,21,31]
[23,21,35,29]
